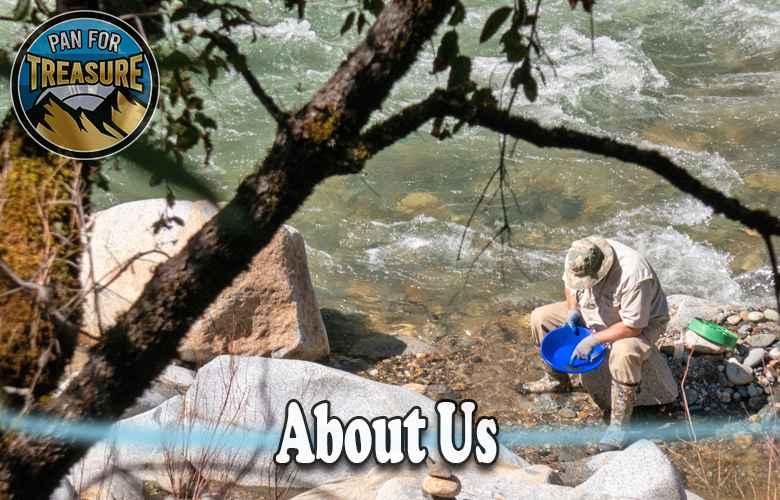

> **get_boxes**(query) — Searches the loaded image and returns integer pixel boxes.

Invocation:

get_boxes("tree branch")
[362,89,780,239]
[202,31,289,127]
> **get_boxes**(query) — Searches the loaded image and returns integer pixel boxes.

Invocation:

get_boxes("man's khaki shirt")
[563,239,669,340]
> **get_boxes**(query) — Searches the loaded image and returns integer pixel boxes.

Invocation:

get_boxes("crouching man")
[523,236,669,453]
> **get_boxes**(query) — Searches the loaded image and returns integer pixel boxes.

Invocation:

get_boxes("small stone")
[733,392,742,401]
[428,463,452,479]
[683,388,698,405]
[403,383,427,394]
[578,411,589,419]
[739,324,753,334]
[423,476,461,498]
[749,396,765,410]
[743,348,766,368]
[764,309,779,322]
[747,334,777,348]
[747,385,758,397]
[718,365,725,372]
[758,376,769,386]
[723,387,734,394]
[369,369,379,377]
[714,313,727,325]
[416,353,426,359]
[768,394,780,404]
[720,392,731,403]
[458,338,477,347]
[740,310,751,321]
[559,408,577,419]
[726,362,754,385]
[727,315,742,325]
[749,311,765,322]
[718,372,729,387]
[738,385,749,397]
[770,348,780,360]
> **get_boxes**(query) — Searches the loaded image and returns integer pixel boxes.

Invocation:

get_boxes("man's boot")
[520,365,572,393]
[597,380,638,453]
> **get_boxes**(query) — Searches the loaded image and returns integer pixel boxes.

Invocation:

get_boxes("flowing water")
[2,1,780,498]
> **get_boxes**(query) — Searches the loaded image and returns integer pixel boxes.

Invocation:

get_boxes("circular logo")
[11,11,159,159]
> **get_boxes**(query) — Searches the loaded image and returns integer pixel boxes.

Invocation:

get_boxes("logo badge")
[11,11,159,159]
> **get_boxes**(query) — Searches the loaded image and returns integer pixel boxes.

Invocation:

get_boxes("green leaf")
[160,50,192,71]
[524,73,538,102]
[472,88,498,108]
[13,0,29,20]
[510,56,531,88]
[448,1,466,26]
[341,11,356,35]
[500,30,525,63]
[447,55,471,91]
[432,30,459,74]
[195,112,217,129]
[480,6,512,43]
[357,13,367,34]
[511,0,527,30]
[364,0,384,17]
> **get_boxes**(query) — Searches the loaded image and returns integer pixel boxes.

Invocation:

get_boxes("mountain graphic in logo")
[26,86,148,152]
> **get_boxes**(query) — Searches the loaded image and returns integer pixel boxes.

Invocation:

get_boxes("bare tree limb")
[202,31,289,128]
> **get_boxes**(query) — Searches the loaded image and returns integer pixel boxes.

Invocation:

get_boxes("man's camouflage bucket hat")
[565,236,614,290]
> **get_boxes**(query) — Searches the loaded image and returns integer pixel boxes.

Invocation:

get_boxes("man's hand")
[569,334,602,365]
[565,308,584,332]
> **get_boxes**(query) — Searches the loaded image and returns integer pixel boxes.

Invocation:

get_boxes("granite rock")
[743,349,766,368]
[666,295,733,333]
[747,334,777,348]
[725,362,753,386]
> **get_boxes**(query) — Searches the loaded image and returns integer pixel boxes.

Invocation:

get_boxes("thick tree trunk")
[0,0,456,497]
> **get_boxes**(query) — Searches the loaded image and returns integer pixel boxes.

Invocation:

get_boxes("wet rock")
[743,348,766,368]
[748,311,765,322]
[726,362,753,386]
[559,408,577,419]
[403,383,427,394]
[576,440,686,500]
[428,463,452,479]
[726,315,742,325]
[683,329,726,354]
[533,399,559,415]
[734,267,775,296]
[758,404,779,425]
[458,338,478,347]
[682,388,698,405]
[765,309,779,322]
[747,334,777,348]
[423,476,461,498]
[582,347,677,409]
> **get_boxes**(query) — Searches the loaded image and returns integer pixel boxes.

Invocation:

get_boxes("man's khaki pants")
[530,302,665,385]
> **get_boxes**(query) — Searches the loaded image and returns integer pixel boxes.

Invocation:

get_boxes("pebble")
[723,387,734,394]
[747,334,777,348]
[403,383,427,394]
[765,309,779,322]
[720,392,731,403]
[428,463,452,479]
[369,369,379,377]
[739,324,753,334]
[727,315,742,325]
[748,311,765,322]
[747,385,758,397]
[458,338,477,347]
[743,348,766,368]
[738,385,749,397]
[683,388,698,404]
[770,348,780,360]
[749,396,765,410]
[733,392,742,401]
[740,310,751,321]
[559,408,577,419]
[714,313,727,325]
[717,372,729,387]
[423,476,461,498]
[726,362,754,385]
[768,394,780,404]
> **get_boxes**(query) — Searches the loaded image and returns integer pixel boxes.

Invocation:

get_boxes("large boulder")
[80,199,329,363]
[60,356,529,496]
[581,345,678,409]
[666,295,733,334]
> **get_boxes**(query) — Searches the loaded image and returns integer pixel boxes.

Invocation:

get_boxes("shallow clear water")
[2,0,779,312]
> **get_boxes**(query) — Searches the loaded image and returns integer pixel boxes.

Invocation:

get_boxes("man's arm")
[594,321,642,344]
[565,286,579,310]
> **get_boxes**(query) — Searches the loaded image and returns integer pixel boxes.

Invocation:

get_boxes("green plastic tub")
[687,317,738,348]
